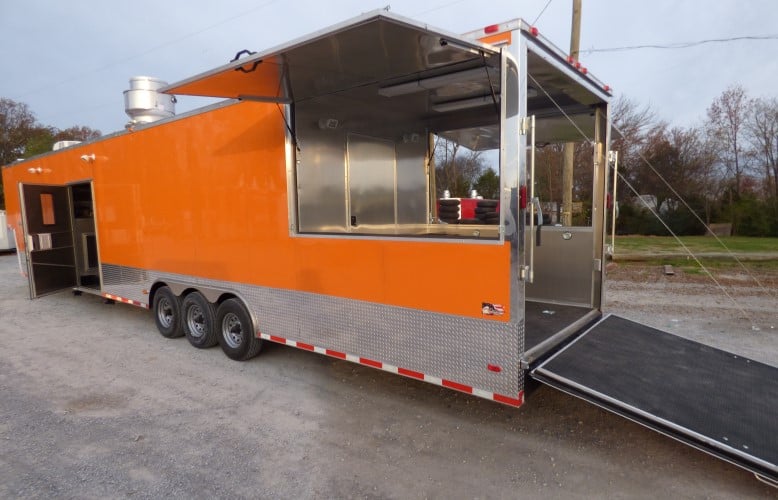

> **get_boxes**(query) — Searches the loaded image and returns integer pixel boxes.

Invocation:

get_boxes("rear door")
[19,184,77,298]
[532,314,778,481]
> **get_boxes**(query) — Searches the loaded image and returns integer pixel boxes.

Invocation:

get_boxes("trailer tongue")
[532,314,778,482]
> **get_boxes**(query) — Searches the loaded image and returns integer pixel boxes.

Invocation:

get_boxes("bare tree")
[706,85,753,196]
[636,123,697,213]
[434,138,485,198]
[746,96,778,199]
[609,96,657,201]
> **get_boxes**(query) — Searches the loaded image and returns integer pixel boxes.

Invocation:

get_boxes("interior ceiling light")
[379,67,498,97]
[430,95,496,113]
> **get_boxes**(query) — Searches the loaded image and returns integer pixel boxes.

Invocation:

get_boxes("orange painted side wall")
[2,101,511,320]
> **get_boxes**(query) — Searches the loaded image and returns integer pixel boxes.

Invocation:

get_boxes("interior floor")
[79,275,100,288]
[524,300,592,351]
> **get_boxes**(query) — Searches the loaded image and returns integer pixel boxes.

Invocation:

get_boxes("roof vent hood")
[123,76,176,126]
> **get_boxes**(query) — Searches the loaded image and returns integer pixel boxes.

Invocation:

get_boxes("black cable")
[582,34,778,54]
[482,54,500,117]
[532,0,554,26]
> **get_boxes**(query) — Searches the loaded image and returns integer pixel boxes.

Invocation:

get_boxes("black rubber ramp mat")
[532,315,778,480]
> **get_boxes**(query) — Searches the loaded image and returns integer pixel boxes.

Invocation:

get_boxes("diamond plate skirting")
[102,263,524,398]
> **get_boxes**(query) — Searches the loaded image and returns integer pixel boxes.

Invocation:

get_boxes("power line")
[412,0,469,16]
[582,34,778,54]
[532,0,554,26]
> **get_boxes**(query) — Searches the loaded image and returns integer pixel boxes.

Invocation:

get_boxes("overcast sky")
[1,0,777,135]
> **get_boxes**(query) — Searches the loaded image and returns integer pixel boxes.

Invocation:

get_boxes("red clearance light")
[575,61,582,69]
[530,26,539,36]
[604,84,611,92]
[484,24,500,34]
[487,364,502,373]
[581,67,588,74]
[567,55,575,63]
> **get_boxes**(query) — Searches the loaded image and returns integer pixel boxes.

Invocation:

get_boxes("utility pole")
[561,0,582,226]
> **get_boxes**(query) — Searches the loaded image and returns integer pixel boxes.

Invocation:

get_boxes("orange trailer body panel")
[3,101,510,320]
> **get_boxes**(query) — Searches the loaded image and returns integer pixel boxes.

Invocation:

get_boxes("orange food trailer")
[3,11,775,482]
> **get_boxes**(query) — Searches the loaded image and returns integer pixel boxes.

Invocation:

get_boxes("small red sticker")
[482,302,505,316]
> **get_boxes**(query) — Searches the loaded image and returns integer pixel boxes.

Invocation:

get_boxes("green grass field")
[612,235,778,255]
[610,236,778,272]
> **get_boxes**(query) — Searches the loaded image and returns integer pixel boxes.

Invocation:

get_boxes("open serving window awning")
[161,10,501,104]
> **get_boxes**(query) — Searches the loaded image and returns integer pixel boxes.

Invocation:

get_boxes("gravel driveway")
[0,253,775,499]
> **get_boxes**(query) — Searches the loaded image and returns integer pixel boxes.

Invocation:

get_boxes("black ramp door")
[532,315,778,481]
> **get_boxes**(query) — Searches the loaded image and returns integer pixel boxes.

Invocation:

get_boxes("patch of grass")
[617,255,778,274]
[613,235,778,255]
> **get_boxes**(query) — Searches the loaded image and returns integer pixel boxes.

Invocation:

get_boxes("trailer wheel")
[182,292,219,348]
[153,286,183,338]
[216,298,262,361]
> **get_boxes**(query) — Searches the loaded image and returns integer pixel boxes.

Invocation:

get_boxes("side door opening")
[19,181,101,298]
[70,181,100,290]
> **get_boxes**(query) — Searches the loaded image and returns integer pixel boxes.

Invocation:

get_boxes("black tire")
[438,207,460,215]
[459,218,481,224]
[153,286,184,338]
[474,207,495,215]
[477,200,499,208]
[216,298,262,361]
[182,292,219,348]
[439,199,460,207]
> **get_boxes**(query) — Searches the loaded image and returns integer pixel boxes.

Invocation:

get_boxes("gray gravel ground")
[0,252,776,499]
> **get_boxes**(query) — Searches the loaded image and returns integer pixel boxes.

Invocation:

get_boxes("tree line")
[566,85,777,236]
[0,98,101,208]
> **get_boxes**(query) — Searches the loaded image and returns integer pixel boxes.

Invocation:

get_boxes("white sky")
[1,0,777,135]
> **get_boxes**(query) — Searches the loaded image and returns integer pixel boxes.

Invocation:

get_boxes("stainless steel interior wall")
[295,95,429,233]
[396,139,428,225]
[347,134,396,227]
[525,226,594,306]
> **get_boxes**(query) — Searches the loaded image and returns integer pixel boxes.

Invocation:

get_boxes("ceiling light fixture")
[378,67,498,97]
[430,95,496,113]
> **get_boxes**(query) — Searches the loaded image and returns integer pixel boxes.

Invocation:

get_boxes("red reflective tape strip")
[359,357,382,369]
[442,379,473,394]
[398,367,425,380]
[325,349,347,359]
[252,336,521,408]
[493,391,524,407]
[104,294,148,309]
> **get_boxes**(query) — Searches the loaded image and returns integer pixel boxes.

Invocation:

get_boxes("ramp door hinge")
[520,117,531,135]
[593,258,602,271]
